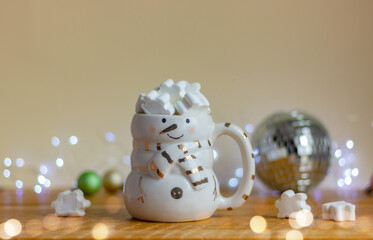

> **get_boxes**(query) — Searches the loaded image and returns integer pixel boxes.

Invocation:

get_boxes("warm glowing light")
[3,169,10,178]
[235,168,243,178]
[245,124,254,133]
[39,165,48,175]
[346,140,354,149]
[4,219,22,237]
[338,158,346,167]
[213,149,218,161]
[249,216,267,233]
[38,175,46,185]
[34,185,42,194]
[122,155,130,165]
[63,217,83,233]
[4,158,11,167]
[43,214,61,231]
[286,230,303,240]
[105,132,116,142]
[228,178,239,187]
[344,176,352,185]
[337,178,344,188]
[352,168,359,177]
[15,180,23,189]
[92,223,109,239]
[105,196,122,214]
[56,158,64,167]
[334,149,342,158]
[15,158,24,167]
[69,136,78,145]
[25,219,43,237]
[51,136,60,147]
[289,210,313,229]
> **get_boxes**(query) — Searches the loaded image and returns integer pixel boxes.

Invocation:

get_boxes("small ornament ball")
[77,171,102,195]
[103,169,124,192]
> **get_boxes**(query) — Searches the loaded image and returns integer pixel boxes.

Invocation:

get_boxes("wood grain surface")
[0,188,372,239]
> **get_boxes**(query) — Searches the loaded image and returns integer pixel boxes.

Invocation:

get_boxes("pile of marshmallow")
[135,79,210,115]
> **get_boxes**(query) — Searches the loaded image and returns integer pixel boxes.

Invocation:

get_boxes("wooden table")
[0,188,372,239]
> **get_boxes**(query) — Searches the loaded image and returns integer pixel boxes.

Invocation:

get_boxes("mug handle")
[212,122,255,210]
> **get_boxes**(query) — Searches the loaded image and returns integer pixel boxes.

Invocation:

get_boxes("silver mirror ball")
[252,110,331,193]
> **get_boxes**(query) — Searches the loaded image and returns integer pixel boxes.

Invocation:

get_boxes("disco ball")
[252,110,331,193]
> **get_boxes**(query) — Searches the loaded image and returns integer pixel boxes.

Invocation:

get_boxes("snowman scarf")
[134,139,211,190]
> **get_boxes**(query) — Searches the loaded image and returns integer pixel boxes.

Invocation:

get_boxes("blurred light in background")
[286,230,303,240]
[235,168,243,178]
[44,179,51,188]
[51,136,60,147]
[249,216,267,233]
[3,169,10,178]
[15,180,23,189]
[105,132,116,142]
[3,158,11,167]
[39,165,48,175]
[245,124,254,133]
[69,136,78,145]
[334,149,342,158]
[337,178,344,188]
[352,168,359,177]
[56,158,64,168]
[338,158,346,167]
[34,185,42,194]
[346,140,354,149]
[92,223,108,240]
[37,175,46,185]
[15,158,24,167]
[228,177,238,188]
[122,155,130,165]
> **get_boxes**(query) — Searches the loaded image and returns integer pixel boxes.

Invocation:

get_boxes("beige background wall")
[1,1,372,191]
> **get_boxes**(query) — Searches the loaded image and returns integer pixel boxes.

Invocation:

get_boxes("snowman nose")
[159,124,178,134]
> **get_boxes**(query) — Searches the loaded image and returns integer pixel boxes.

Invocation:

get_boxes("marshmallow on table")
[275,190,311,218]
[51,189,91,216]
[322,201,355,221]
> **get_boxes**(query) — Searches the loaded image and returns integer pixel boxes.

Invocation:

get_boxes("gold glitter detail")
[251,153,254,158]
[136,141,139,150]
[178,144,188,153]
[225,123,231,128]
[150,161,157,171]
[227,207,233,211]
[251,175,255,180]
[157,170,164,179]
[242,194,248,200]
[145,143,149,151]
[137,177,146,203]
[157,143,161,151]
[242,132,247,139]
[186,166,204,175]
[194,141,201,148]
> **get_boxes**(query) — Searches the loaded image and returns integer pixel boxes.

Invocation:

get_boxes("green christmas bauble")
[103,169,124,192]
[77,171,102,195]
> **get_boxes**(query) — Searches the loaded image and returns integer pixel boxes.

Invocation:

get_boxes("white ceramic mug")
[124,113,255,222]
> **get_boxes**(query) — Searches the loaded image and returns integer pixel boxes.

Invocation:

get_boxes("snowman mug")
[124,112,255,222]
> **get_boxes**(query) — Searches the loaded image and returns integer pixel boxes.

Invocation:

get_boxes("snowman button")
[171,187,183,199]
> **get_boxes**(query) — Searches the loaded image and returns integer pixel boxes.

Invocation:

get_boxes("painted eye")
[186,118,190,124]
[162,118,166,123]
[171,187,183,199]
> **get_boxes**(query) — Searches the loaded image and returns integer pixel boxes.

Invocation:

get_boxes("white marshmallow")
[135,79,210,115]
[275,190,311,218]
[322,201,355,221]
[51,189,91,216]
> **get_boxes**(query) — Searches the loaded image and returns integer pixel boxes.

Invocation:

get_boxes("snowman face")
[131,113,214,143]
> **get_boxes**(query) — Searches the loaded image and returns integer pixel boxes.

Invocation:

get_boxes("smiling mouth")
[167,134,184,140]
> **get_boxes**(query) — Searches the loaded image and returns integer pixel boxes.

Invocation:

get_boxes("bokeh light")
[39,165,48,175]
[51,136,60,147]
[338,158,346,167]
[56,158,64,167]
[249,216,267,233]
[352,168,359,177]
[228,177,239,188]
[15,180,23,189]
[334,149,342,158]
[44,179,51,188]
[69,136,78,145]
[337,178,344,188]
[3,169,10,178]
[286,230,303,240]
[25,219,43,237]
[43,214,62,231]
[4,219,22,237]
[92,223,109,240]
[346,140,354,149]
[235,168,243,178]
[105,132,116,142]
[289,210,313,229]
[344,176,352,185]
[15,158,24,167]
[38,175,46,185]
[105,196,122,214]
[34,185,42,194]
[245,124,254,133]
[122,155,131,165]
[344,168,351,177]
[4,158,11,167]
